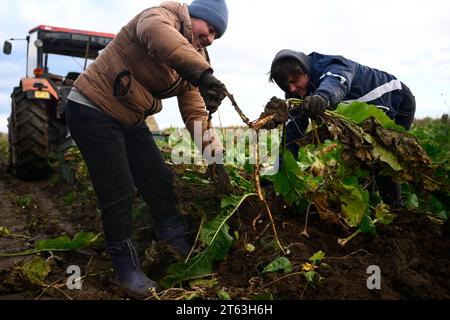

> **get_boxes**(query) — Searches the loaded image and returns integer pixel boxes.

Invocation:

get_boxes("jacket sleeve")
[135,8,211,85]
[314,58,355,109]
[177,84,223,161]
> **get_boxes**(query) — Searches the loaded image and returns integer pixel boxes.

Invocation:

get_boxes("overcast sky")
[1,0,450,132]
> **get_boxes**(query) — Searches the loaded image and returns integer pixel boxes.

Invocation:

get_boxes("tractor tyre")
[8,87,51,180]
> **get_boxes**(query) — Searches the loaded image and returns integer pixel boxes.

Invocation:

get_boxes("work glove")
[198,70,227,114]
[258,96,289,129]
[303,94,328,120]
[207,163,231,194]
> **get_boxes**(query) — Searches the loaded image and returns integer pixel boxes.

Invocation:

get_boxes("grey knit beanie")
[188,0,228,38]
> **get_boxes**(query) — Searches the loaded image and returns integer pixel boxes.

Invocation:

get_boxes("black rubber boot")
[106,238,160,299]
[154,215,191,257]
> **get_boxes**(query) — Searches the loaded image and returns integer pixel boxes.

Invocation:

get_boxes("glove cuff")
[195,69,213,87]
[316,93,330,108]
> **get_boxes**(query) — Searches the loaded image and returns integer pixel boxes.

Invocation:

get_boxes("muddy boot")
[106,238,160,299]
[154,215,191,257]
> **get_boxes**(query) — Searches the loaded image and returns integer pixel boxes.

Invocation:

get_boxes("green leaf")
[334,102,405,131]
[64,191,76,206]
[374,203,396,225]
[0,226,12,236]
[228,169,254,192]
[216,288,231,300]
[189,277,218,289]
[406,193,419,209]
[250,292,274,300]
[162,193,255,288]
[201,213,234,246]
[261,257,292,274]
[220,194,243,209]
[304,270,318,283]
[267,150,314,207]
[309,250,326,264]
[359,212,377,235]
[340,178,370,227]
[20,256,51,286]
[0,232,100,257]
[371,141,405,172]
[161,225,232,288]
[428,195,448,219]
[35,232,100,251]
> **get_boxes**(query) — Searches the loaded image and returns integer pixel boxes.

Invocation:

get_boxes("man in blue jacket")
[268,49,416,207]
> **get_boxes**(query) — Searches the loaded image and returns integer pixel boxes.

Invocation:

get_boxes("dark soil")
[1,157,449,300]
[217,196,450,300]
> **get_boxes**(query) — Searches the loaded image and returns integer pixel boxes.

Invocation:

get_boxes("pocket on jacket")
[109,55,157,115]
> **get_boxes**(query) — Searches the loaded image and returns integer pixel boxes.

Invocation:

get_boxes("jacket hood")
[271,49,312,75]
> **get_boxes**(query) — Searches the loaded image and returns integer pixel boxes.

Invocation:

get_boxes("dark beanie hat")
[188,0,228,38]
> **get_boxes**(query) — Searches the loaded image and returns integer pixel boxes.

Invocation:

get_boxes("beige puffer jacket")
[74,1,221,152]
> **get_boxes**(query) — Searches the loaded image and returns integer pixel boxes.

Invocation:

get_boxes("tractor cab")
[25,25,114,82]
[3,25,113,83]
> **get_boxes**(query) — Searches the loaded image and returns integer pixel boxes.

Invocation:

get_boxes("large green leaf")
[340,178,370,227]
[36,232,100,250]
[161,193,255,288]
[335,102,405,131]
[161,224,233,288]
[0,232,100,257]
[268,151,303,205]
[267,150,319,207]
[371,141,405,172]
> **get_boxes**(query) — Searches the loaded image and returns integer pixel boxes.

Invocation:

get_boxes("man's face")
[191,18,218,50]
[286,73,309,98]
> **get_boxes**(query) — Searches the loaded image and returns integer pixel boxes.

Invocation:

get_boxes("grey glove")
[198,70,227,114]
[303,94,328,120]
[207,163,231,194]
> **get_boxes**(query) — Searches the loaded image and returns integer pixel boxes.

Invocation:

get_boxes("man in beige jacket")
[66,0,229,298]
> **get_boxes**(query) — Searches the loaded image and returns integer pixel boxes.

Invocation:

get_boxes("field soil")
[0,140,449,300]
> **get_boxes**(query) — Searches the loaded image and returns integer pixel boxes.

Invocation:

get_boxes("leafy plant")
[302,251,326,287]
[0,232,100,257]
[261,257,293,274]
[0,133,8,164]
[161,193,256,288]
[19,256,51,286]
[266,102,443,245]
[0,226,30,239]
[16,194,37,210]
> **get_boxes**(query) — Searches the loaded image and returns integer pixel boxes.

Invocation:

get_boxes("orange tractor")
[3,25,114,180]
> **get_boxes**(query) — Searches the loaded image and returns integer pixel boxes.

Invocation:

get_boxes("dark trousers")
[66,100,179,241]
[284,83,416,205]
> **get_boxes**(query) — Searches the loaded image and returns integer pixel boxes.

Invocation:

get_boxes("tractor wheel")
[8,87,51,180]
